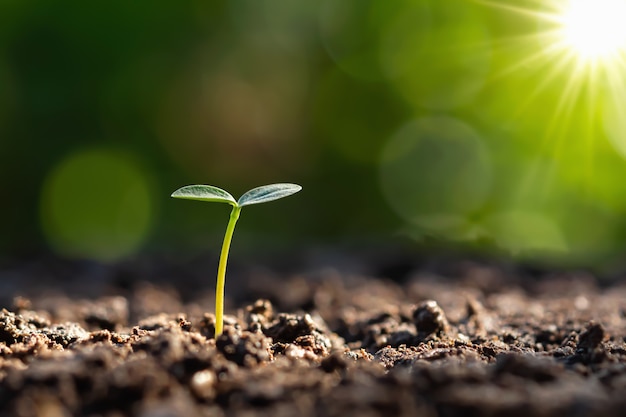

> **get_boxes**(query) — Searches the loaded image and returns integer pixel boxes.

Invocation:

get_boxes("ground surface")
[1,254,626,416]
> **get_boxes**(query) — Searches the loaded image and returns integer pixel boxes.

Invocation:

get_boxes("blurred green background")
[2,0,626,267]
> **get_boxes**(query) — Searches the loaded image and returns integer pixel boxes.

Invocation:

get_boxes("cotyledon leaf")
[171,185,237,205]
[237,183,302,207]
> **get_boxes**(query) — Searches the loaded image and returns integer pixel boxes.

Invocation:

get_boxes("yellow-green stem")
[215,205,241,337]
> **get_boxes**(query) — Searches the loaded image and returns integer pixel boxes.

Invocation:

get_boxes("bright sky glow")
[560,0,626,60]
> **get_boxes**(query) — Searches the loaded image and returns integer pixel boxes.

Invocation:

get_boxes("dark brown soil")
[2,256,626,416]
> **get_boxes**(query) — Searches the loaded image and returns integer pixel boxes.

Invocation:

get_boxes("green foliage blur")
[1,0,626,266]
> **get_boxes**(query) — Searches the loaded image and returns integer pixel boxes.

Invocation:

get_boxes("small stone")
[412,300,449,337]
[577,322,605,352]
[190,370,216,400]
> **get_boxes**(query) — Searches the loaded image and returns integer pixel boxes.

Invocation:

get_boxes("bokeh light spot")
[319,0,390,80]
[379,2,491,110]
[40,148,154,261]
[379,116,492,235]
[314,68,408,164]
[157,39,309,182]
[484,211,568,256]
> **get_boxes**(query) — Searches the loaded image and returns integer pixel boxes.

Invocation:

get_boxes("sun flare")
[560,0,626,60]
[476,0,626,199]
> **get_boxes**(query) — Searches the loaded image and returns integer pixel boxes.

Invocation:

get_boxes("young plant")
[171,183,302,336]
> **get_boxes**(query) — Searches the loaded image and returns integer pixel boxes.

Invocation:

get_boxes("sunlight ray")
[488,38,563,81]
[508,48,577,119]
[474,0,562,24]
[478,0,626,198]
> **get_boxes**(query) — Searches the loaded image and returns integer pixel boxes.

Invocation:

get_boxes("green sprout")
[171,183,302,336]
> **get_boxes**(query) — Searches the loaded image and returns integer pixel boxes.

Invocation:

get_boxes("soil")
[2,254,626,417]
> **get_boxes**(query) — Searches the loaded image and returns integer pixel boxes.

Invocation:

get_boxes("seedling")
[171,183,302,336]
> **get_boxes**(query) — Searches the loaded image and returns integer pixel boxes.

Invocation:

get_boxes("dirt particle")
[216,327,271,367]
[83,296,128,331]
[320,351,349,373]
[246,299,274,326]
[41,322,89,347]
[264,314,316,343]
[12,297,32,312]
[412,301,449,337]
[178,316,192,332]
[577,323,605,352]
[88,330,112,343]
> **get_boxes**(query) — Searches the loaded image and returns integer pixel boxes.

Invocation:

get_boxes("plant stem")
[215,205,241,337]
